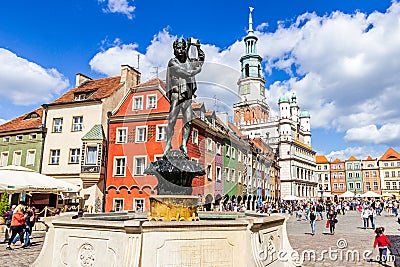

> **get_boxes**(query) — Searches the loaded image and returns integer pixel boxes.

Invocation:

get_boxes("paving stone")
[287,210,399,267]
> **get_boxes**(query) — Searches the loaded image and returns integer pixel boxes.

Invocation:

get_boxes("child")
[374,227,392,263]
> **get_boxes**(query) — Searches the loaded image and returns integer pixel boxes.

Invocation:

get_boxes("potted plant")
[0,192,10,225]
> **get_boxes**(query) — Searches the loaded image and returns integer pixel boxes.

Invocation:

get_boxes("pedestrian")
[6,204,26,250]
[2,205,16,243]
[374,227,392,264]
[361,207,370,229]
[369,206,376,230]
[310,208,316,235]
[327,205,338,234]
[316,203,323,220]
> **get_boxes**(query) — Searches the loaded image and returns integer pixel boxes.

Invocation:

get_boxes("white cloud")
[345,124,400,145]
[0,48,69,106]
[99,0,135,19]
[325,146,383,161]
[256,22,269,31]
[0,119,7,125]
[89,2,400,147]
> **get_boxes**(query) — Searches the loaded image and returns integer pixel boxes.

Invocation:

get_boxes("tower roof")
[278,95,290,103]
[299,111,310,118]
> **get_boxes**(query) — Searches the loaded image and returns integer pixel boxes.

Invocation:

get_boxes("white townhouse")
[41,65,140,211]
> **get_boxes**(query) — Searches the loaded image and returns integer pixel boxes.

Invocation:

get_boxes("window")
[230,169,235,182]
[53,118,63,133]
[192,129,198,144]
[386,182,390,189]
[238,171,242,184]
[324,174,328,181]
[26,150,36,166]
[373,182,378,190]
[226,145,230,157]
[29,133,37,140]
[334,184,338,190]
[0,152,9,166]
[216,166,222,181]
[191,158,199,163]
[114,157,126,176]
[339,184,344,190]
[113,199,124,212]
[136,127,147,142]
[146,94,157,109]
[354,164,359,169]
[207,164,212,180]
[156,125,167,141]
[392,171,396,177]
[398,171,400,177]
[116,128,127,144]
[366,182,371,190]
[69,149,80,164]
[50,149,60,165]
[216,143,221,155]
[16,135,23,141]
[72,116,83,131]
[384,163,388,167]
[11,151,21,166]
[206,138,213,151]
[238,151,242,162]
[317,166,321,170]
[373,171,377,177]
[349,182,354,189]
[133,96,143,110]
[225,167,230,181]
[385,171,389,178]
[391,162,395,167]
[393,182,397,190]
[349,173,353,178]
[134,199,145,212]
[231,147,236,159]
[365,172,370,178]
[3,137,10,142]
[86,146,97,165]
[324,165,328,170]
[134,156,146,176]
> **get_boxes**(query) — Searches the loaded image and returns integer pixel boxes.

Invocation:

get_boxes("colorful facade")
[330,158,346,199]
[362,156,381,194]
[379,148,400,199]
[345,156,363,195]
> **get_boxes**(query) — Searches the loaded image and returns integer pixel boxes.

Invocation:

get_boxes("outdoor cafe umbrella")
[282,195,300,201]
[360,191,381,198]
[338,191,355,198]
[0,165,80,193]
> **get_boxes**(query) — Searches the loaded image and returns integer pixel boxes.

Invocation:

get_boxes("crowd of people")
[2,203,36,250]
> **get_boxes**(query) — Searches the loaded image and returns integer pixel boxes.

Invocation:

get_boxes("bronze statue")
[163,37,205,157]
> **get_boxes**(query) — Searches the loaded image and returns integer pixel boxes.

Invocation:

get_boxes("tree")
[0,192,10,216]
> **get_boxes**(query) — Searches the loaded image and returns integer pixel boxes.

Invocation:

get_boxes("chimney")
[75,73,92,87]
[120,65,141,93]
[216,111,229,126]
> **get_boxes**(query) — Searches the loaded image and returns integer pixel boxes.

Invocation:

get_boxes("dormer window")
[74,89,97,101]
[3,137,10,142]
[16,135,23,141]
[24,112,40,120]
[74,94,87,101]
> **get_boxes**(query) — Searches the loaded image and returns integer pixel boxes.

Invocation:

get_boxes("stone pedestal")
[148,195,199,221]
[32,213,297,267]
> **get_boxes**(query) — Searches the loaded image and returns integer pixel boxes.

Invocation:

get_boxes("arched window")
[245,64,249,77]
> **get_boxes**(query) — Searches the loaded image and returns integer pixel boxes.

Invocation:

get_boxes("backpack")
[5,210,13,226]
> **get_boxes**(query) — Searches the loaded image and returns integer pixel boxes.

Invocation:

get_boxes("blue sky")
[1,0,399,160]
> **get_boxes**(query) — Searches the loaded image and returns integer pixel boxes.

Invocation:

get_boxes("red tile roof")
[50,76,122,105]
[365,156,374,161]
[135,78,166,91]
[0,107,43,133]
[316,155,329,163]
[379,148,400,161]
[348,156,357,161]
[332,158,342,163]
[228,122,244,138]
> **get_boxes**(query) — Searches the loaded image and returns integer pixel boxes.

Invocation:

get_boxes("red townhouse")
[105,78,207,212]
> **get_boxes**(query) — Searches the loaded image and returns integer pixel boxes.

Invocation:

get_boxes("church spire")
[248,7,254,33]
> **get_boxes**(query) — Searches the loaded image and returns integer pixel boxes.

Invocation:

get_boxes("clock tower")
[234,7,270,127]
